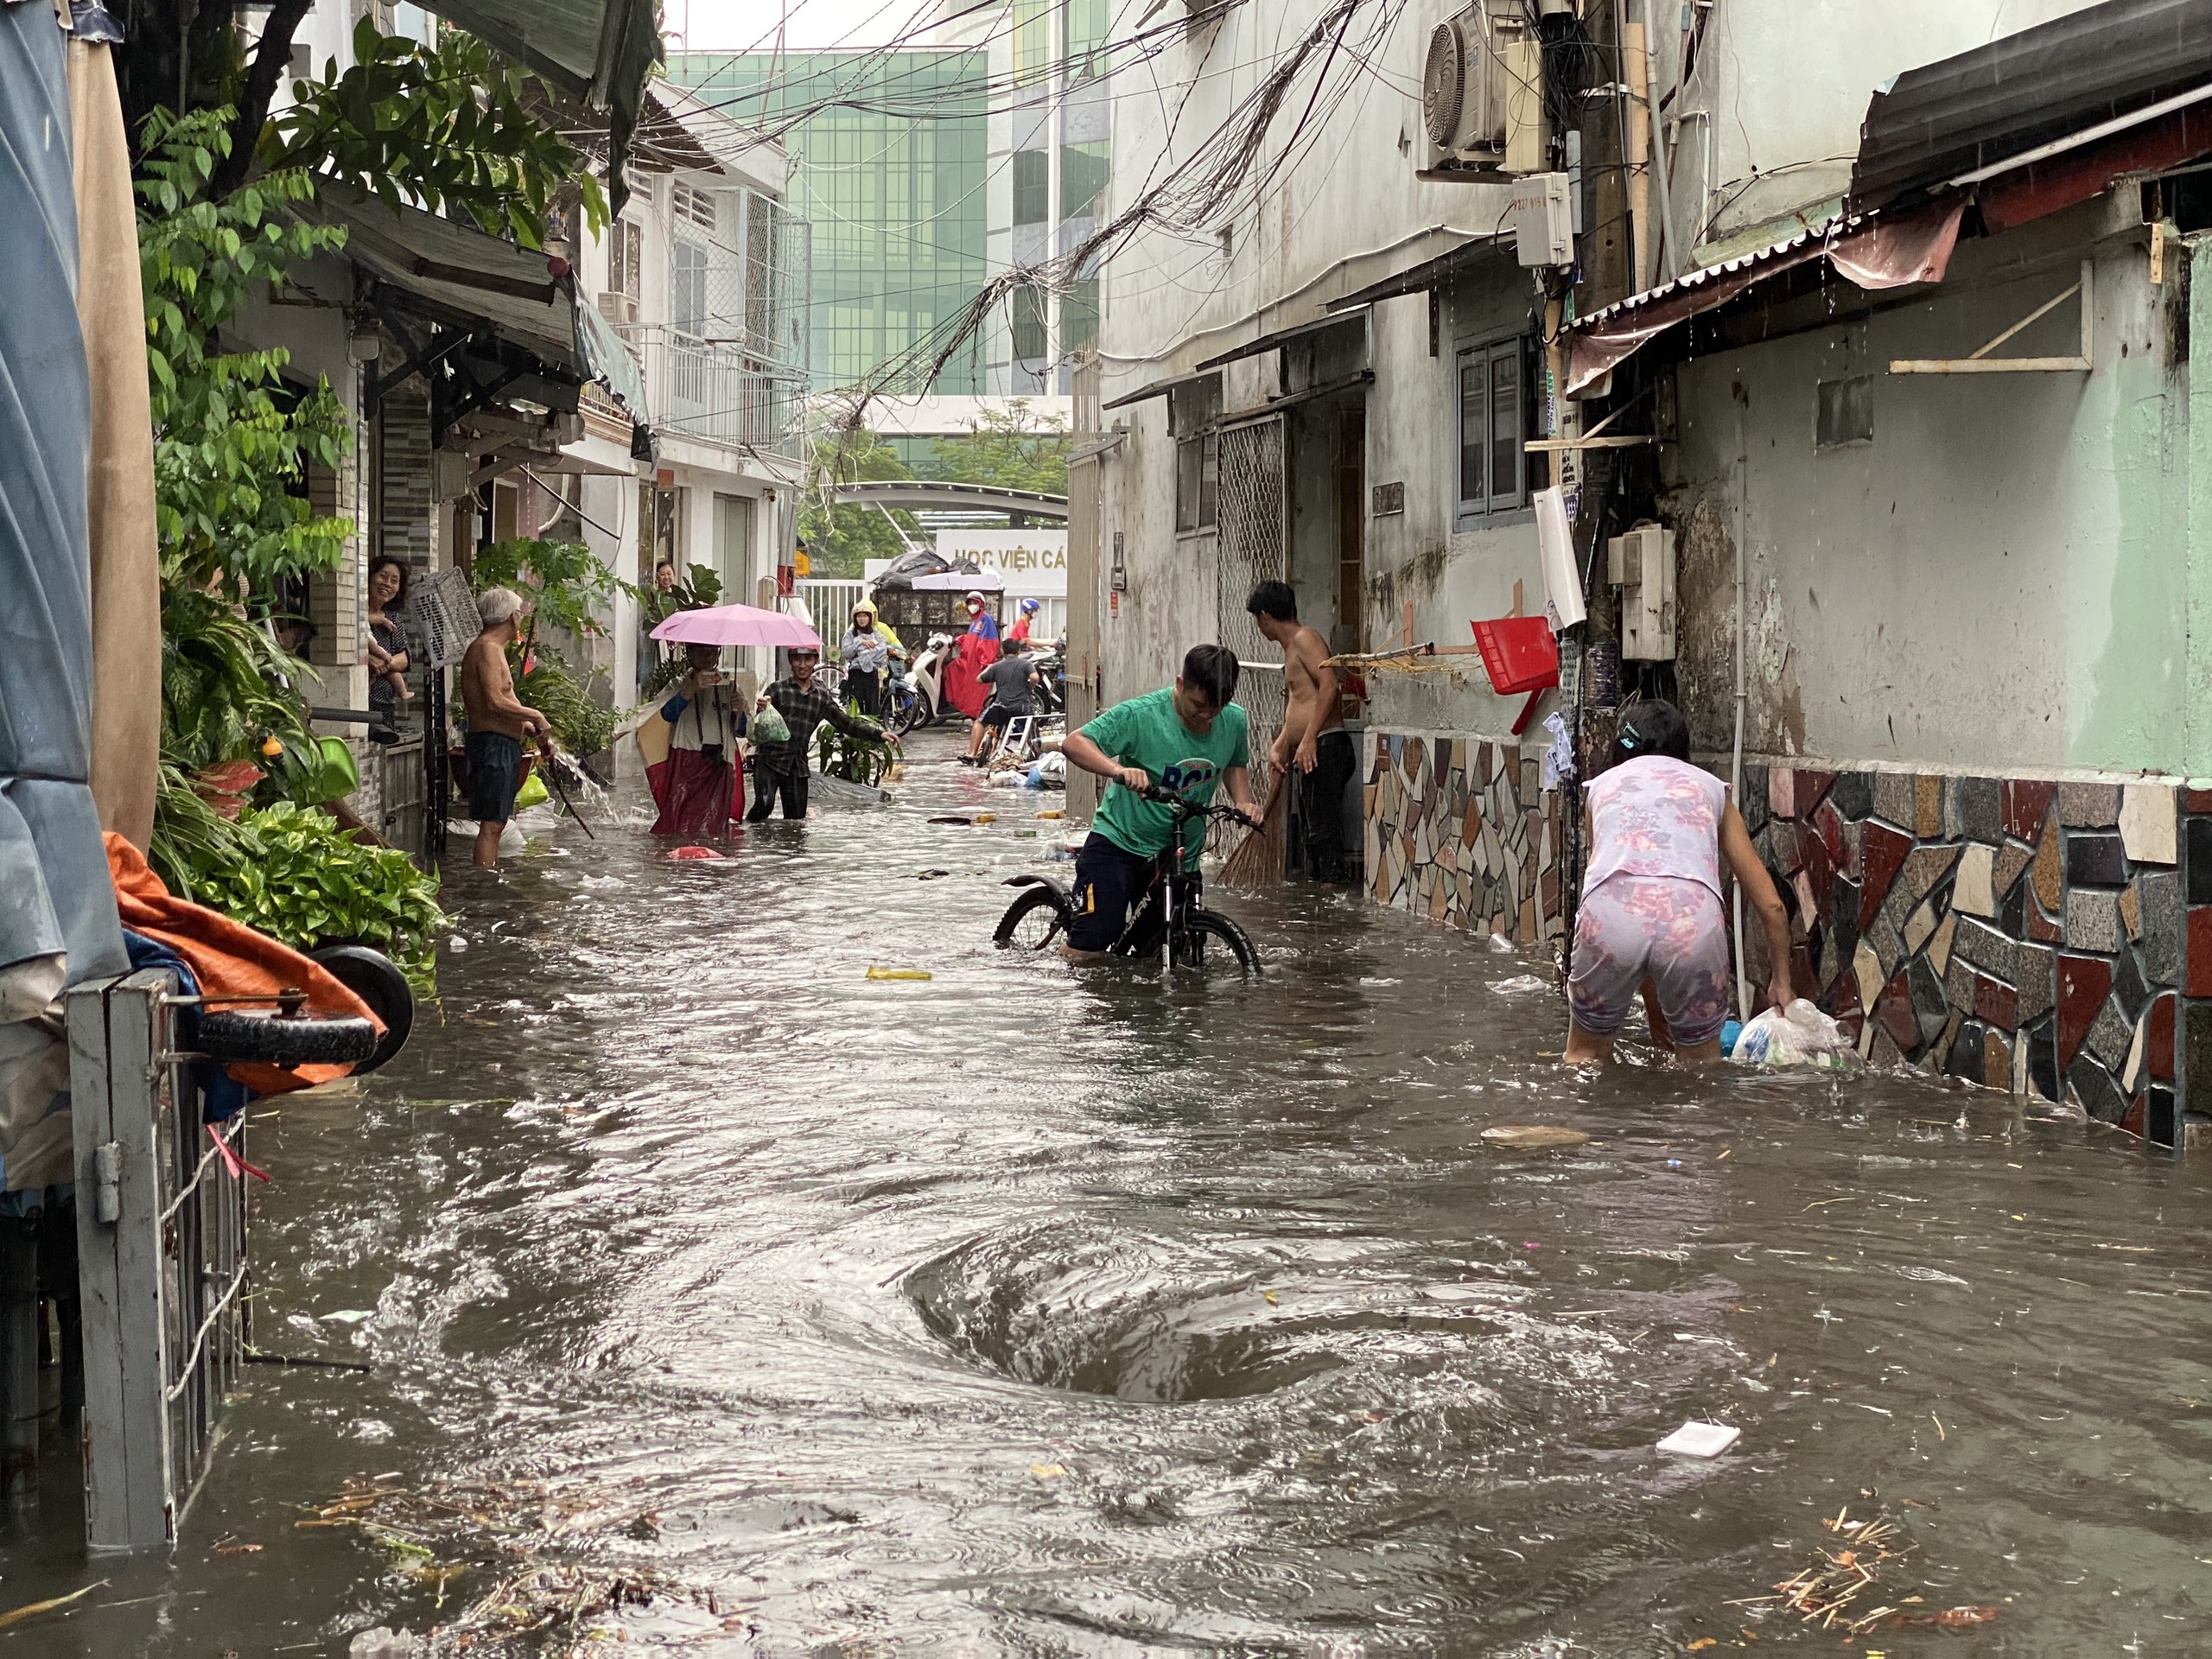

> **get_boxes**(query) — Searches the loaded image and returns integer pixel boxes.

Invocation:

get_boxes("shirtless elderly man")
[1245,581,1355,882]
[459,587,549,870]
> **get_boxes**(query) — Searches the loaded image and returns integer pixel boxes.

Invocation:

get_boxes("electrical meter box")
[1510,172,1573,267]
[1607,524,1676,660]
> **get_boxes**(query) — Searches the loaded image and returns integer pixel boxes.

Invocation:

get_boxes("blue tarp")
[0,0,127,987]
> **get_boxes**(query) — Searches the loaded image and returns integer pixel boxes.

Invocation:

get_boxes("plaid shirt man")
[753,673,873,776]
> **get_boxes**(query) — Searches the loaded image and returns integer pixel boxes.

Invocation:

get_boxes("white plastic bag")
[1731,998,1852,1067]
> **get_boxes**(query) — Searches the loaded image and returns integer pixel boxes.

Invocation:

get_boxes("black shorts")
[466,730,523,823]
[1067,832,1181,952]
[980,701,1023,728]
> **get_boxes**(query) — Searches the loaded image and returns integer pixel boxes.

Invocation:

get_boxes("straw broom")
[1220,770,1287,885]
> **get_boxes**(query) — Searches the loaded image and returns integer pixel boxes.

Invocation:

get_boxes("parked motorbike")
[895,631,957,734]
[1027,644,1066,715]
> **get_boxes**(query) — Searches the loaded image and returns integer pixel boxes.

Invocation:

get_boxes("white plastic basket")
[410,567,480,667]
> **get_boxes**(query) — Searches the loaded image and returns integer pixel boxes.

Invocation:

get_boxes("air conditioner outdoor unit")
[1608,524,1676,660]
[1421,4,1509,158]
[596,291,639,327]
[1421,3,1549,173]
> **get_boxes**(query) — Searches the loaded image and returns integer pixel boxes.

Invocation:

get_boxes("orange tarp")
[105,833,381,1096]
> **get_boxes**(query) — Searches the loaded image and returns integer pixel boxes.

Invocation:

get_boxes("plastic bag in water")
[1731,999,1852,1067]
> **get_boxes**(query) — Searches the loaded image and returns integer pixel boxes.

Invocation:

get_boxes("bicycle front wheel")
[1172,909,1262,976]
[995,885,1071,952]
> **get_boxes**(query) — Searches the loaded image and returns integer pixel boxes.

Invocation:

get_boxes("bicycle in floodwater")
[992,786,1262,975]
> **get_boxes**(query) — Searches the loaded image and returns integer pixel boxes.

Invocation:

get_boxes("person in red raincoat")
[942,589,1000,721]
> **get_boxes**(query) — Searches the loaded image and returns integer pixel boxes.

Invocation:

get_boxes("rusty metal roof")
[1849,0,2212,210]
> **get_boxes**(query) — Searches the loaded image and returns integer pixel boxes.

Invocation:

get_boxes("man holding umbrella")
[749,643,881,821]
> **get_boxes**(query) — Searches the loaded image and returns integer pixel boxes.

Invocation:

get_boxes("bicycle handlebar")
[1137,785,1257,826]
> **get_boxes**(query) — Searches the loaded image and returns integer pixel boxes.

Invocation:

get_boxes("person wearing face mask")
[943,589,1000,724]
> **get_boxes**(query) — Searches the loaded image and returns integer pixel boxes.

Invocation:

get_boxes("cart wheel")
[308,944,415,1072]
[196,1007,378,1067]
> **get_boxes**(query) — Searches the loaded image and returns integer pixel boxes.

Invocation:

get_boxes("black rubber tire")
[308,944,415,1073]
[994,885,1071,951]
[197,1007,378,1066]
[1173,910,1262,976]
[888,692,922,737]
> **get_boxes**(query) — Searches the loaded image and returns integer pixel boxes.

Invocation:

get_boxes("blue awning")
[0,0,127,987]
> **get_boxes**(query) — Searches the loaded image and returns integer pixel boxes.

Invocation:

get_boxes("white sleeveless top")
[1580,755,1728,901]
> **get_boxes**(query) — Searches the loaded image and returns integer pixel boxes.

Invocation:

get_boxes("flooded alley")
[3,738,2207,1656]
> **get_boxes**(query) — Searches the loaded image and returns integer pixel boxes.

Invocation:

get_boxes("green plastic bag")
[514,770,550,810]
[751,701,791,744]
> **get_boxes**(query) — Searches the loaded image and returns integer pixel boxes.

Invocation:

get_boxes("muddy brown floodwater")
[3,734,2210,1656]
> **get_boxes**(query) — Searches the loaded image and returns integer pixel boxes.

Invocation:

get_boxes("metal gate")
[70,970,251,1550]
[1216,416,1287,807]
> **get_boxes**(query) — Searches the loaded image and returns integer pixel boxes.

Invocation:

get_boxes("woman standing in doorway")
[365,556,413,741]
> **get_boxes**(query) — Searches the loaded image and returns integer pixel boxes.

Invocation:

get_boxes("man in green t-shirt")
[1057,644,1263,957]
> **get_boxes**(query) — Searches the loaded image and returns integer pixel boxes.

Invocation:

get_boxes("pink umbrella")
[651,602,822,650]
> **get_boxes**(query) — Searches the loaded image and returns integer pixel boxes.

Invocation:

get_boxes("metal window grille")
[1215,416,1287,808]
[70,972,254,1550]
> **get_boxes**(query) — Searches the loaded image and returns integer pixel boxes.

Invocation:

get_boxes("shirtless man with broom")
[1245,582,1354,881]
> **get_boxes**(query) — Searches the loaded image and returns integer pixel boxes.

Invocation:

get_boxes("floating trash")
[668,846,725,861]
[1480,1124,1591,1151]
[867,967,932,981]
[1656,1420,1739,1458]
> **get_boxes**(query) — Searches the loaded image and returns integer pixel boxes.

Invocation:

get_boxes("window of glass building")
[1063,278,1098,353]
[1011,285,1047,361]
[1066,0,1109,81]
[1061,142,1109,220]
[1014,149,1049,226]
[667,50,988,394]
[1014,0,1051,81]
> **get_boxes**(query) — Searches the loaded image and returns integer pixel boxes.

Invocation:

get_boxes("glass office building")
[671,50,991,394]
[674,6,1109,401]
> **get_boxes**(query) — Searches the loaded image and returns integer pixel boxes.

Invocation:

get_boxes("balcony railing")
[612,322,806,461]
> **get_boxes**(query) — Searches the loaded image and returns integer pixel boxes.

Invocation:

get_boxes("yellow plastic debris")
[975,812,997,824]
[866,967,933,981]
[1029,1463,1065,1479]
[1036,809,1065,819]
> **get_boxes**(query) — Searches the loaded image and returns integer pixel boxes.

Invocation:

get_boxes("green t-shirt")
[1083,689,1250,868]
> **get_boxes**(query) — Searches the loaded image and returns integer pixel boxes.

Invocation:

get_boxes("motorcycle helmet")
[1020,598,1040,615]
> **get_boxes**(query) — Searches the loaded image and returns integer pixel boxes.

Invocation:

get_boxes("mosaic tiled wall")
[1361,734,2205,1149]
[1746,767,2196,1148]
[1363,733,1563,942]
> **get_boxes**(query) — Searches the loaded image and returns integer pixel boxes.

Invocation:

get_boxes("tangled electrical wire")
[874,0,1408,396]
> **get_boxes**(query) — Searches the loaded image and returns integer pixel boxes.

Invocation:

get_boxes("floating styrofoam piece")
[1656,1420,1741,1459]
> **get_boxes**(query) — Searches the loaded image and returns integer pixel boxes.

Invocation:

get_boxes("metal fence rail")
[68,970,252,1551]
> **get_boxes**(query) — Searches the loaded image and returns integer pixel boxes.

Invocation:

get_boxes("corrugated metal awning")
[1850,0,2212,210]
[1562,202,1963,394]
